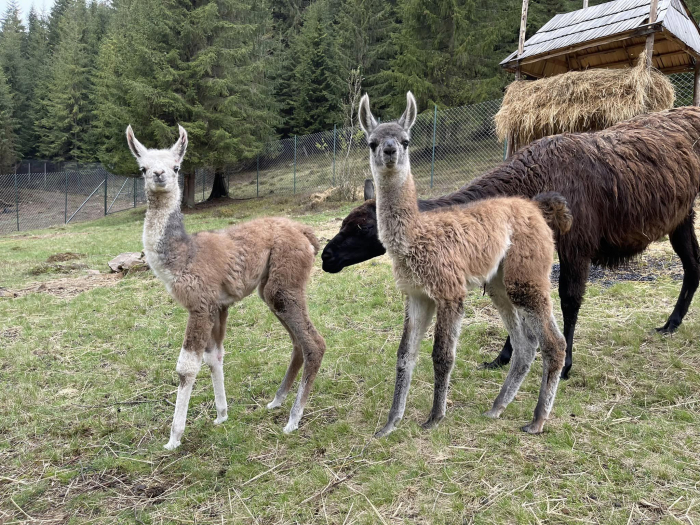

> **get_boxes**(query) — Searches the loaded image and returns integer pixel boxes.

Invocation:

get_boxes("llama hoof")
[483,408,503,419]
[214,415,228,425]
[481,358,507,370]
[164,439,181,450]
[521,422,544,434]
[267,398,283,410]
[420,415,443,430]
[560,368,571,380]
[374,422,397,438]
[283,421,299,434]
[656,323,679,334]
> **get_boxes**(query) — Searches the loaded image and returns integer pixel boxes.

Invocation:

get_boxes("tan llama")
[126,125,326,450]
[358,92,570,436]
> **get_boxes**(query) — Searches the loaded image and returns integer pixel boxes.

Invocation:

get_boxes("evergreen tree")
[47,0,72,51]
[290,0,343,134]
[95,0,278,205]
[23,8,50,158]
[0,2,29,158]
[0,67,17,172]
[36,0,97,162]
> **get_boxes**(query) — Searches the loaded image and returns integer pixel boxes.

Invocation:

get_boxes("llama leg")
[658,211,700,333]
[482,336,513,369]
[484,276,538,418]
[165,311,214,450]
[267,313,303,410]
[558,255,590,380]
[203,308,228,425]
[376,293,436,438]
[521,312,566,434]
[263,286,326,433]
[422,299,463,430]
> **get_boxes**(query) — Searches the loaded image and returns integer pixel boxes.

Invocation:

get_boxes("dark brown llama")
[322,106,700,379]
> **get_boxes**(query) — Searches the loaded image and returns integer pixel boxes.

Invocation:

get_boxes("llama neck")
[143,188,187,256]
[374,168,420,256]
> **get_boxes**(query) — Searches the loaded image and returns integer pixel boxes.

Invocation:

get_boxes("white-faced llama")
[359,92,573,435]
[126,125,326,450]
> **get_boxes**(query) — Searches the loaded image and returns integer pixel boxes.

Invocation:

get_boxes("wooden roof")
[501,0,700,78]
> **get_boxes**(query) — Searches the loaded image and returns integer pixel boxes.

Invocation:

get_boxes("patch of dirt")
[0,326,22,340]
[28,262,87,276]
[9,272,122,299]
[46,252,85,263]
[550,253,683,287]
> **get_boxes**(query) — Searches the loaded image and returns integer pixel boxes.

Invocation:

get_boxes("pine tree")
[47,0,72,51]
[36,0,97,162]
[290,0,343,134]
[95,0,278,205]
[0,1,30,158]
[23,8,50,159]
[0,67,17,172]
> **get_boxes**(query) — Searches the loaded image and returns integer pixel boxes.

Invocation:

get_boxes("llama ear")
[171,125,188,163]
[397,91,418,131]
[126,125,146,159]
[358,94,377,135]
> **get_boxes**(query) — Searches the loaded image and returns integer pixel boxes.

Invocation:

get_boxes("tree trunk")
[182,171,196,208]
[207,168,229,200]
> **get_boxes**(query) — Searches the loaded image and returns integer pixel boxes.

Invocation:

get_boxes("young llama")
[126,125,326,450]
[359,93,571,435]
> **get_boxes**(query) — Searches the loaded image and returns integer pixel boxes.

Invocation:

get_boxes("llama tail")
[299,225,321,255]
[533,192,573,234]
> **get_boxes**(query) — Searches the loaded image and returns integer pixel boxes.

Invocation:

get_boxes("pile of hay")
[495,50,675,146]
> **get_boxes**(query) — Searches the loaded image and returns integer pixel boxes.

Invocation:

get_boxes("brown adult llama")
[322,106,700,379]
[126,125,326,450]
[359,92,572,435]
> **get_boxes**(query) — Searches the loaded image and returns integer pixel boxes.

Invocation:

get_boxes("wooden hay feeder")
[499,0,700,153]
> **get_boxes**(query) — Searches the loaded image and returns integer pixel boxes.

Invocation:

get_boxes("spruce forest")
[2,0,699,178]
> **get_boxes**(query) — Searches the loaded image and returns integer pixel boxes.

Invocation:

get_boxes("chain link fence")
[0,72,695,235]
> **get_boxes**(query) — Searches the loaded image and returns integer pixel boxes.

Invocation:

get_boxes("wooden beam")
[518,0,530,57]
[645,0,660,68]
[694,60,700,105]
[582,49,690,70]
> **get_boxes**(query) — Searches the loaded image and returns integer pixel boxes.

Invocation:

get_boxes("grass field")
[1,197,699,524]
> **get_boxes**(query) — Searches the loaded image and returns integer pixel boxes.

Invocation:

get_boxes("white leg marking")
[203,347,228,425]
[165,347,202,450]
[284,379,307,433]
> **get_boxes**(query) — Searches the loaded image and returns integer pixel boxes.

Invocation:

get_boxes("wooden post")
[694,60,700,106]
[645,0,659,68]
[516,0,530,80]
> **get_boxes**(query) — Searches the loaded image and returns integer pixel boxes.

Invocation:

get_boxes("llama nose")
[383,144,397,156]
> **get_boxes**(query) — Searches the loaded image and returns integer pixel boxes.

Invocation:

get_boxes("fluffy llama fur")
[359,92,570,435]
[126,125,326,450]
[323,106,700,379]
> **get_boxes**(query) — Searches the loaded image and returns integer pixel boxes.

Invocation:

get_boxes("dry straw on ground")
[494,50,675,146]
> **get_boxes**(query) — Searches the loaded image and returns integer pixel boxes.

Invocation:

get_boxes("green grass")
[1,198,699,524]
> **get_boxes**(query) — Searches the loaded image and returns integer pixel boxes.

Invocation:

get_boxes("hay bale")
[495,50,675,146]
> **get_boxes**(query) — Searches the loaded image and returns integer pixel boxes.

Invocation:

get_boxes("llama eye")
[369,141,378,151]
[173,166,180,173]
[139,167,147,174]
[402,140,409,148]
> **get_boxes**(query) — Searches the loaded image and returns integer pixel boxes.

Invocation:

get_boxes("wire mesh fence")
[1,72,696,235]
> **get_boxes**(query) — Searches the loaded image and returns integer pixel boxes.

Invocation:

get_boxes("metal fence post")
[28,163,31,187]
[332,124,337,186]
[202,170,205,201]
[104,170,108,215]
[133,177,137,208]
[430,104,437,189]
[43,162,46,189]
[293,135,297,195]
[64,170,68,223]
[256,155,259,198]
[503,138,508,161]
[14,170,19,231]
